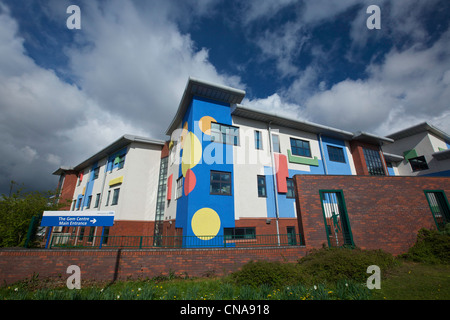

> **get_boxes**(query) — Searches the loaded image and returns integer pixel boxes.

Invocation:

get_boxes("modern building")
[53,134,166,245]
[383,122,450,177]
[50,77,450,249]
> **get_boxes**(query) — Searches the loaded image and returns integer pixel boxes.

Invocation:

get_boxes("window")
[176,177,183,199]
[88,227,95,242]
[319,190,354,247]
[363,148,385,176]
[425,191,450,231]
[286,178,295,198]
[105,190,111,206]
[257,175,267,197]
[93,167,100,180]
[224,227,256,240]
[78,227,85,241]
[290,138,311,157]
[76,198,82,210]
[71,200,76,211]
[410,156,429,172]
[86,195,92,209]
[327,145,346,163]
[210,171,232,195]
[254,130,263,150]
[111,188,120,205]
[272,134,280,153]
[210,122,239,145]
[116,155,125,169]
[102,227,110,244]
[94,193,101,208]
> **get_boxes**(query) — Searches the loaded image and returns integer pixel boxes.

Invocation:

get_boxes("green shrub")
[230,260,306,287]
[400,228,450,264]
[297,247,398,283]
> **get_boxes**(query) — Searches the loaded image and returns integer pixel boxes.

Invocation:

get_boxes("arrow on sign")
[90,218,97,224]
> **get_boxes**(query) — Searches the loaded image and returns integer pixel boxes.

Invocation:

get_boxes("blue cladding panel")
[320,135,353,175]
[175,96,235,247]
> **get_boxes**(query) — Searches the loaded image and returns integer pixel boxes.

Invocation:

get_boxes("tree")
[0,182,65,247]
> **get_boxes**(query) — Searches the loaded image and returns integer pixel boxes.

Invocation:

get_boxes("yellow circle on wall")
[191,208,221,240]
[181,131,202,177]
[198,116,216,135]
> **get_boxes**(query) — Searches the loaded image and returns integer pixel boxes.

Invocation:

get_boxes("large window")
[257,175,267,197]
[409,156,429,172]
[290,138,311,157]
[211,122,239,146]
[210,171,232,195]
[363,148,385,176]
[327,145,346,163]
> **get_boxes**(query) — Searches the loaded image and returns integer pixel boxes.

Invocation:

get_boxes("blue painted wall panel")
[175,96,235,247]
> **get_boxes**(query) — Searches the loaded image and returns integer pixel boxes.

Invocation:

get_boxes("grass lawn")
[371,262,450,300]
[1,261,449,300]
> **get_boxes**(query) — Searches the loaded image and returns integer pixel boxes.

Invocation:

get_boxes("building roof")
[386,122,450,142]
[352,131,394,146]
[232,104,355,140]
[53,135,165,175]
[232,104,393,145]
[432,148,450,161]
[165,77,246,135]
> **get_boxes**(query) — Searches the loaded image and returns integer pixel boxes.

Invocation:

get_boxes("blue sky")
[1,0,450,194]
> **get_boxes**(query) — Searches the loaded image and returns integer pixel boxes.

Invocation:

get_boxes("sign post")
[41,211,115,248]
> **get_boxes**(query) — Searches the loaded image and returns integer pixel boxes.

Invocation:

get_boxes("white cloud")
[0,0,243,194]
[66,0,243,139]
[303,28,450,134]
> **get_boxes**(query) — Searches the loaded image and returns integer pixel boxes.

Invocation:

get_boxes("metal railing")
[48,233,304,249]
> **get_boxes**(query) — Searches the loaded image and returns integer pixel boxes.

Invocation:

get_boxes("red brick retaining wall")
[294,175,450,255]
[0,246,307,286]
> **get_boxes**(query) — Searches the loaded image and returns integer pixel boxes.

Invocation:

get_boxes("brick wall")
[349,141,388,176]
[58,171,78,210]
[0,246,307,285]
[293,174,449,255]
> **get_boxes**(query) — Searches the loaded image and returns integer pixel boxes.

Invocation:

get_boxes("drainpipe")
[267,122,280,246]
[318,133,328,175]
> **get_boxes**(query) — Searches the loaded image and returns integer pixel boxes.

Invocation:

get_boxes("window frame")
[327,145,346,163]
[94,193,101,208]
[286,178,295,199]
[409,156,429,172]
[272,134,280,153]
[93,167,100,180]
[257,175,267,198]
[111,188,120,205]
[210,122,240,146]
[224,227,256,240]
[254,130,263,150]
[362,147,385,176]
[176,177,183,199]
[290,138,312,157]
[210,170,232,196]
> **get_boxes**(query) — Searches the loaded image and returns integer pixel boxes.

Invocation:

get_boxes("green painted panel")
[287,150,319,166]
[403,149,418,161]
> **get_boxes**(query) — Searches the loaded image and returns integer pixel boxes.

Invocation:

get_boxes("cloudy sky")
[1,0,450,195]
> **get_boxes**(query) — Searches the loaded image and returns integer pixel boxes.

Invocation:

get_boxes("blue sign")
[41,211,115,227]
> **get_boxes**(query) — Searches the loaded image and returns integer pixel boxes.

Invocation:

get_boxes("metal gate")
[424,190,450,231]
[319,190,354,247]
